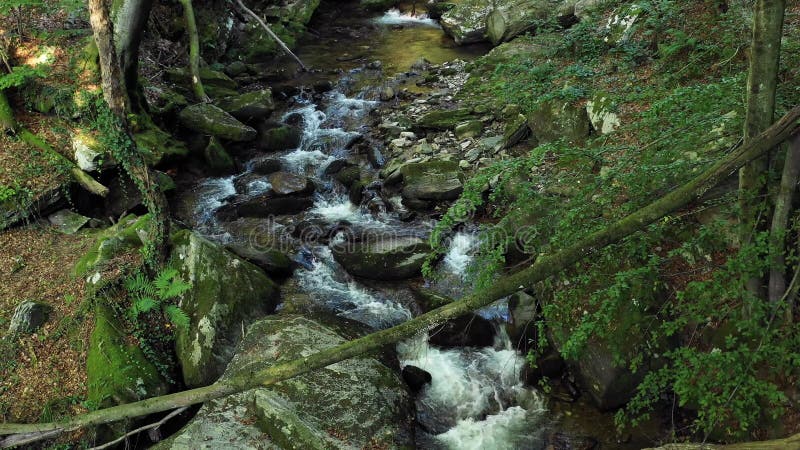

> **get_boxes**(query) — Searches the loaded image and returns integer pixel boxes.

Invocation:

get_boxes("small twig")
[232,0,308,71]
[88,406,189,450]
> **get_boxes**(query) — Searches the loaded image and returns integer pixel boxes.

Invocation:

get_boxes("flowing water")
[177,6,547,449]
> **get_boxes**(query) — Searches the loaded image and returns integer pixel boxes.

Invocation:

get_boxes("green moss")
[87,303,168,409]
[75,214,152,277]
[416,108,475,130]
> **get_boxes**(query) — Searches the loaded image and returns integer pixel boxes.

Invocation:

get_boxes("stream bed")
[172,5,575,450]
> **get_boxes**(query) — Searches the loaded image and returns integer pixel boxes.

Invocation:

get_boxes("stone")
[257,124,303,152]
[166,66,238,92]
[87,304,168,409]
[224,61,248,77]
[454,120,483,139]
[251,156,282,175]
[74,214,153,278]
[267,172,315,196]
[332,234,431,280]
[527,99,591,144]
[71,130,106,172]
[574,0,602,19]
[416,108,474,130]
[48,209,90,234]
[179,103,257,142]
[503,113,530,147]
[585,92,620,135]
[172,230,280,387]
[334,166,362,188]
[7,301,52,335]
[394,160,464,204]
[235,194,315,217]
[603,3,643,44]
[215,89,275,123]
[203,137,236,175]
[361,0,397,11]
[429,314,495,348]
[159,315,414,449]
[380,86,396,101]
[225,243,294,278]
[440,0,494,44]
[401,365,432,393]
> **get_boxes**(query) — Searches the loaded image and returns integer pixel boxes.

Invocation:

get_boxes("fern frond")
[134,296,158,314]
[165,305,190,330]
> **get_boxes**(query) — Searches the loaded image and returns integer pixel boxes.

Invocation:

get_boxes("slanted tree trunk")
[89,0,170,266]
[768,134,800,307]
[178,0,208,102]
[739,0,786,298]
[1,107,798,448]
[112,0,155,111]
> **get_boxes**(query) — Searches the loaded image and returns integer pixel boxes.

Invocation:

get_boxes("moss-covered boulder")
[454,119,483,139]
[203,137,236,175]
[416,108,475,130]
[527,99,591,144]
[440,0,494,44]
[389,160,465,206]
[172,230,279,387]
[585,92,620,135]
[215,89,275,123]
[179,103,257,142]
[332,234,431,280]
[71,129,107,172]
[159,315,414,449]
[603,3,643,45]
[87,304,168,409]
[165,66,238,96]
[75,214,152,279]
[257,124,303,151]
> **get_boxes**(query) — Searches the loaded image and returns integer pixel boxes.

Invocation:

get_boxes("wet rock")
[545,432,599,450]
[203,137,236,175]
[527,99,591,145]
[225,243,294,278]
[387,161,464,207]
[257,124,303,152]
[7,301,52,336]
[334,166,362,188]
[172,230,280,387]
[236,194,315,217]
[429,314,495,348]
[215,89,275,123]
[179,103,257,142]
[267,172,315,196]
[48,209,90,235]
[313,80,334,93]
[402,365,432,393]
[233,173,271,195]
[332,234,431,280]
[159,315,414,449]
[440,0,494,44]
[251,156,282,175]
[322,159,356,176]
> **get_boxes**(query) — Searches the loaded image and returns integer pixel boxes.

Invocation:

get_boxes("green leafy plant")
[125,268,191,330]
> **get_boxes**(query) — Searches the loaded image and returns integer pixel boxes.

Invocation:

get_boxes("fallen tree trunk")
[1,107,799,448]
[643,430,800,449]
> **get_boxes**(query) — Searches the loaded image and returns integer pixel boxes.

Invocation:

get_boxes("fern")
[165,305,190,330]
[132,296,158,315]
[125,268,191,330]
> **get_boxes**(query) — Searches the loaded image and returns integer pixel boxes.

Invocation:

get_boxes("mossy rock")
[416,108,475,130]
[132,116,189,165]
[396,160,465,204]
[440,0,493,44]
[87,303,168,409]
[585,92,620,135]
[159,315,413,449]
[527,98,591,144]
[215,89,275,123]
[257,124,302,151]
[75,214,152,278]
[171,230,280,387]
[165,66,238,91]
[332,234,431,280]
[454,119,483,139]
[179,103,257,142]
[334,165,362,188]
[203,137,235,175]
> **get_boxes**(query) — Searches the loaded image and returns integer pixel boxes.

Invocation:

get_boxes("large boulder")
[527,99,591,144]
[585,92,620,135]
[157,315,415,449]
[179,103,257,142]
[257,124,303,152]
[440,0,494,44]
[267,172,315,196]
[215,89,275,123]
[386,161,465,207]
[166,66,239,98]
[332,234,431,280]
[486,0,567,45]
[172,230,280,387]
[87,304,168,409]
[202,137,236,175]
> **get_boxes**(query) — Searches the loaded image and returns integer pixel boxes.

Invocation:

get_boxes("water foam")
[375,8,439,27]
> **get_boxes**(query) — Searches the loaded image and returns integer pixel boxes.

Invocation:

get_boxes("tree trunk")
[739,0,786,297]
[1,107,798,448]
[178,0,208,102]
[0,87,16,133]
[112,0,154,111]
[768,134,800,305]
[89,0,170,267]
